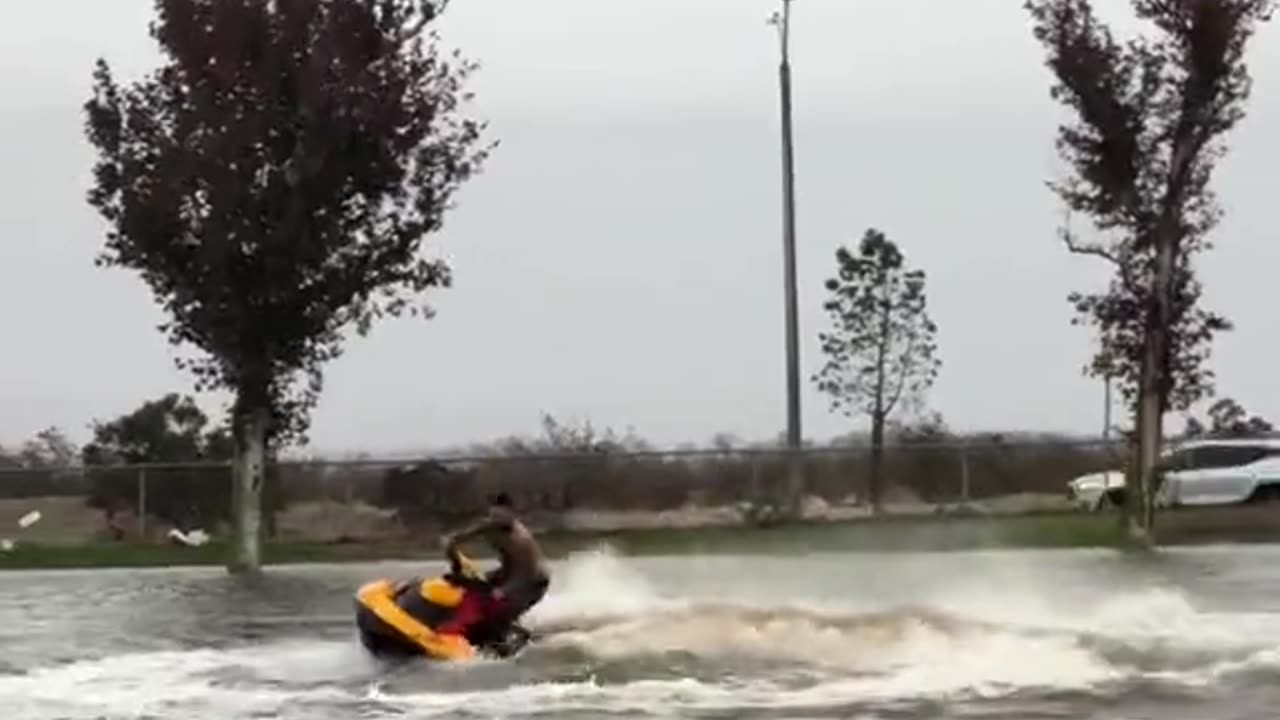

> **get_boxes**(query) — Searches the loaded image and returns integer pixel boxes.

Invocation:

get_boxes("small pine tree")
[813,229,940,512]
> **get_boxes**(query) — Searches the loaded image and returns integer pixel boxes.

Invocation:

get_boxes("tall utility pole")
[771,0,803,515]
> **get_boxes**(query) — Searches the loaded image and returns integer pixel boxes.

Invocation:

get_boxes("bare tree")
[1026,0,1274,543]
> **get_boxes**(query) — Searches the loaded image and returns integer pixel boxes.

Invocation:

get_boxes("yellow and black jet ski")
[353,549,532,662]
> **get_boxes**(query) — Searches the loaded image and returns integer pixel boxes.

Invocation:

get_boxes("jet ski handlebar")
[445,547,492,591]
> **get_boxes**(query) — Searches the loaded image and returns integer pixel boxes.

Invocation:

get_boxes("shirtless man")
[443,492,551,627]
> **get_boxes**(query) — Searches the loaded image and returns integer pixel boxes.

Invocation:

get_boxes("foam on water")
[528,544,672,623]
[0,642,366,719]
[5,547,1280,719]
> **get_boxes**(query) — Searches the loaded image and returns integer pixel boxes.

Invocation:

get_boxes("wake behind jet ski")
[353,547,533,662]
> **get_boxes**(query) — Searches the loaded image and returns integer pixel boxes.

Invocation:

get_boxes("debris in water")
[167,528,210,547]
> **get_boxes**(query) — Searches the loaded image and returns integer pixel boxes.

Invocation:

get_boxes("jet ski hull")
[355,579,478,661]
[353,570,534,663]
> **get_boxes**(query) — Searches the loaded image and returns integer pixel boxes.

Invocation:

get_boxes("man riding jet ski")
[445,491,553,629]
[353,492,551,662]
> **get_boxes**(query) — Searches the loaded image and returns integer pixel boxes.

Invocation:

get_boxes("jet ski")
[353,548,533,662]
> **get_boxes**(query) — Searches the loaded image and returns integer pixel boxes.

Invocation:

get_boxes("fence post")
[137,466,148,540]
[749,452,762,518]
[959,442,971,506]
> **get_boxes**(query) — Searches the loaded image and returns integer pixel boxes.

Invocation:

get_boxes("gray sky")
[1,0,1278,456]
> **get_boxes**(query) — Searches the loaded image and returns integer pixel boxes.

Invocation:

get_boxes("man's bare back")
[444,492,550,623]
[490,515,549,581]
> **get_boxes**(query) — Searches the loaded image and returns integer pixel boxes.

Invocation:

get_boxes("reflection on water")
[4,545,1280,719]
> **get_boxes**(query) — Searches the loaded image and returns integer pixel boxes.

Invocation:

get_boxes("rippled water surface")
[4,544,1280,719]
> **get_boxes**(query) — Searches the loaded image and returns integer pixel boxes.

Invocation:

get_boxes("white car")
[1066,437,1280,511]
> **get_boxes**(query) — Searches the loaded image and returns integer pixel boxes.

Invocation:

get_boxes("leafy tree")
[0,428,81,500]
[82,0,491,572]
[1182,397,1274,438]
[17,427,80,468]
[1205,397,1274,436]
[1025,0,1274,544]
[83,393,246,531]
[82,393,225,465]
[812,229,940,512]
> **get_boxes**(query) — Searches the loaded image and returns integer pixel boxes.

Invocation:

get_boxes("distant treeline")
[3,398,1271,535]
[0,412,1125,533]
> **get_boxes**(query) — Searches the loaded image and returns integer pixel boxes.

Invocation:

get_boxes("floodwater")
[3,546,1280,719]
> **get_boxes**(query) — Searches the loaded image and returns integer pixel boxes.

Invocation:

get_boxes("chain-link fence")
[0,437,1127,546]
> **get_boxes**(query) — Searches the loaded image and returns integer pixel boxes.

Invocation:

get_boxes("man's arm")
[444,517,496,551]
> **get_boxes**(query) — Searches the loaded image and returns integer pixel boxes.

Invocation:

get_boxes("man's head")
[487,491,516,523]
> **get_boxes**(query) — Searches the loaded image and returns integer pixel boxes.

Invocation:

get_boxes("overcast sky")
[1,0,1277,456]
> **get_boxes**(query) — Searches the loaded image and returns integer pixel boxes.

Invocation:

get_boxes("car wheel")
[1101,488,1126,510]
[1248,484,1280,504]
